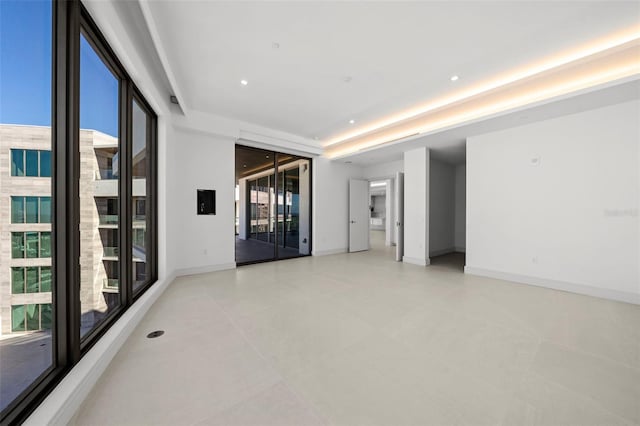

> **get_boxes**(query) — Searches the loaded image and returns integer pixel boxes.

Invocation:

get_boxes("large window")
[79,30,121,338]
[0,0,54,417]
[131,99,153,293]
[0,1,158,422]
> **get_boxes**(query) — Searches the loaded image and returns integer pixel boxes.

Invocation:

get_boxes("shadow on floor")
[430,252,465,272]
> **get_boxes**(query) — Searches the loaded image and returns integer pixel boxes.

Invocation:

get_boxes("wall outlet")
[203,249,208,255]
[532,256,538,264]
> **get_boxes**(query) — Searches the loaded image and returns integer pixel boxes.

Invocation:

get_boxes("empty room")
[0,1,638,425]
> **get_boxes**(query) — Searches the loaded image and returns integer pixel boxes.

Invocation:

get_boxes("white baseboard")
[312,248,348,256]
[25,271,177,426]
[403,256,431,266]
[175,262,236,277]
[429,247,456,257]
[464,266,640,305]
[454,246,466,253]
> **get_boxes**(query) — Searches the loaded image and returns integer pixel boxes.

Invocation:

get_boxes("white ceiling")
[144,1,639,144]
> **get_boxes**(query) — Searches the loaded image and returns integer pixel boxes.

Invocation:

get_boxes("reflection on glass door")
[235,146,311,264]
[277,156,309,259]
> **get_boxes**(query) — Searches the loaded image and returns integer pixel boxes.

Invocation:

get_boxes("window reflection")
[79,33,121,337]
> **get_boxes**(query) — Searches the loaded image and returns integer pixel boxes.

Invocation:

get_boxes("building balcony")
[98,215,146,228]
[103,247,119,259]
[103,279,119,293]
[94,179,118,197]
[133,215,146,228]
[99,215,119,226]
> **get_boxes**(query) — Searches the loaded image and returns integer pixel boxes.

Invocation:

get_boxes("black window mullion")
[148,114,158,285]
[273,153,279,260]
[121,82,133,306]
[53,0,81,370]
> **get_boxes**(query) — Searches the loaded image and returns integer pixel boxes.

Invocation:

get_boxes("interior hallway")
[74,243,639,425]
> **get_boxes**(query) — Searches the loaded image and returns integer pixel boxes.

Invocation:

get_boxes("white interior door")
[395,172,404,261]
[349,179,370,252]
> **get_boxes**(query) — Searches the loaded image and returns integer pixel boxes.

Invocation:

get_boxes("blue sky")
[1,0,119,137]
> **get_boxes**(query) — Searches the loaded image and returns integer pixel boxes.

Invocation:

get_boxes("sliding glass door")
[235,145,311,264]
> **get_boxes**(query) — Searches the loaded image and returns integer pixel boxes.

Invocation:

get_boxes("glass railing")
[103,278,119,291]
[99,214,118,225]
[96,169,117,180]
[103,247,118,257]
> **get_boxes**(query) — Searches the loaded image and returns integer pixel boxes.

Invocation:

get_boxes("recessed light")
[272,42,280,49]
[450,75,459,82]
[349,119,355,124]
[243,164,247,168]
[266,155,269,158]
[240,79,248,86]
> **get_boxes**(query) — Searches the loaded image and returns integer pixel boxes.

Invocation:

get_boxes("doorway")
[235,145,312,265]
[369,180,387,250]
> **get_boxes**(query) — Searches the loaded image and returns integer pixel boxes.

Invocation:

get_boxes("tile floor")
[74,232,640,425]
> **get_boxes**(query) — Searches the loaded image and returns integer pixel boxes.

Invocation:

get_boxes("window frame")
[9,266,55,295]
[10,196,52,224]
[1,1,159,423]
[10,149,52,177]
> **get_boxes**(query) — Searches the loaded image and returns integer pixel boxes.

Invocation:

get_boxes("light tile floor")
[74,232,640,425]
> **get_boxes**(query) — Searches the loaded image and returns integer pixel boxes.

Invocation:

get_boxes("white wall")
[363,159,404,180]
[429,159,455,256]
[403,147,430,265]
[454,164,466,251]
[313,157,363,255]
[172,128,236,274]
[466,100,640,304]
[162,122,179,276]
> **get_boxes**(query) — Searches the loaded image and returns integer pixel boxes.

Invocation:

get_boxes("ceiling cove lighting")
[240,79,248,86]
[324,27,640,149]
[370,181,386,187]
[326,61,640,159]
[325,37,640,159]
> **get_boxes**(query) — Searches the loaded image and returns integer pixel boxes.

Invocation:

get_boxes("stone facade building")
[0,124,122,336]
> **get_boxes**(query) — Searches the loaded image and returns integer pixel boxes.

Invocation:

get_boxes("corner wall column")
[403,147,430,266]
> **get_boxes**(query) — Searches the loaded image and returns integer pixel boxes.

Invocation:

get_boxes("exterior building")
[0,124,145,336]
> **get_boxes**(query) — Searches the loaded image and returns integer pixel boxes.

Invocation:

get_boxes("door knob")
[350,220,356,224]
